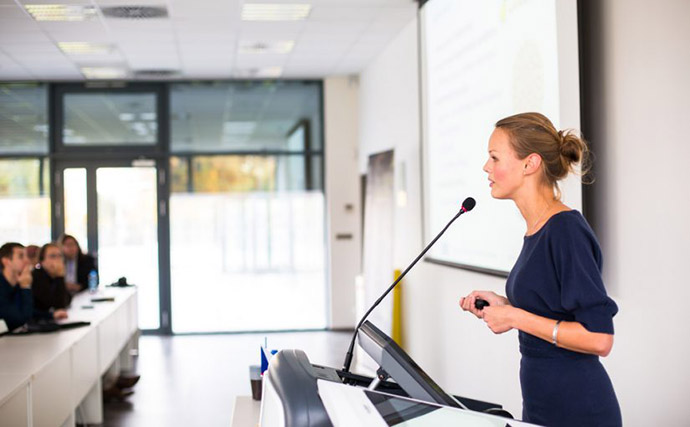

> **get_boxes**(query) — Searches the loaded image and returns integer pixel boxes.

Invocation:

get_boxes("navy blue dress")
[505,210,621,427]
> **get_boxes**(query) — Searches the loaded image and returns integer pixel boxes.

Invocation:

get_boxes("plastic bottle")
[88,270,98,293]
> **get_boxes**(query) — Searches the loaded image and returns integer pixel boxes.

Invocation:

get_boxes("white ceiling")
[0,0,418,81]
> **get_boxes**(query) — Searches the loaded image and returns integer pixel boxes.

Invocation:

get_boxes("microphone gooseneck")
[341,197,476,374]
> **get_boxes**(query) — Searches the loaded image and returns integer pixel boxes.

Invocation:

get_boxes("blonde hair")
[495,112,591,199]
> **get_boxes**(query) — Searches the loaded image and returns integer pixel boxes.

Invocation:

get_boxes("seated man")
[32,243,69,321]
[0,242,33,331]
[60,235,97,294]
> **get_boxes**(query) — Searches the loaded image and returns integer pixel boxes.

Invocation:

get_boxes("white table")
[0,287,138,427]
[231,396,261,427]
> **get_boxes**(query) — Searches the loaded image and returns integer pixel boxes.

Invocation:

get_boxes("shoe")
[116,374,141,389]
[103,385,134,401]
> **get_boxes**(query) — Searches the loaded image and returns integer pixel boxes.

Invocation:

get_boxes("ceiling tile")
[70,52,127,64]
[301,20,369,36]
[111,32,177,43]
[308,6,380,22]
[9,51,66,61]
[239,21,304,38]
[38,20,107,34]
[129,58,181,69]
[235,54,288,67]
[0,0,418,80]
[183,59,233,69]
[0,42,61,54]
[0,5,33,20]
[104,19,173,31]
[49,31,113,43]
[0,31,52,44]
[0,19,41,32]
[176,32,237,43]
[0,69,35,80]
[169,2,239,19]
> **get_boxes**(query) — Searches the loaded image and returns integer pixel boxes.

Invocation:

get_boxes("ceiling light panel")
[233,66,283,78]
[58,42,115,55]
[80,66,127,79]
[238,40,294,54]
[241,3,311,21]
[24,4,98,22]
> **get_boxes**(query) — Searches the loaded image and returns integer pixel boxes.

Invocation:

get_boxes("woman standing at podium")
[459,112,621,427]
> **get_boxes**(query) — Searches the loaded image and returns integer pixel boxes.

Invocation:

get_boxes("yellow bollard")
[392,269,403,348]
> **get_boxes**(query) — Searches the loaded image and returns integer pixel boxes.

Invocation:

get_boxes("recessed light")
[25,4,98,22]
[233,66,283,78]
[58,42,114,55]
[80,67,127,80]
[241,3,311,21]
[239,40,294,54]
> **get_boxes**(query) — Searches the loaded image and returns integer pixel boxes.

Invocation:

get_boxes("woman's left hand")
[482,305,518,334]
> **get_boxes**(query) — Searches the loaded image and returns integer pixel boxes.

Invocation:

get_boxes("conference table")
[0,287,138,427]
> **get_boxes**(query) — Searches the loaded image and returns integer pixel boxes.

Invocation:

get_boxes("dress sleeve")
[550,216,618,334]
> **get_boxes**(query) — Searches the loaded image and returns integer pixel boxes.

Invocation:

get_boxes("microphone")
[341,197,476,374]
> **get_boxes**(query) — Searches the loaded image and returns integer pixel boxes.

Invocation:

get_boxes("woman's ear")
[523,153,542,176]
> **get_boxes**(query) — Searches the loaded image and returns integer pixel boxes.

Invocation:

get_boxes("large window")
[169,156,326,332]
[62,92,158,146]
[0,158,51,245]
[169,81,326,333]
[0,84,50,245]
[170,81,322,153]
[0,83,48,154]
[0,80,326,334]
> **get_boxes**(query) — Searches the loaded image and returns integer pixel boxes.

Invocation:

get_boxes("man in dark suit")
[0,242,33,331]
[32,243,70,320]
[60,235,97,293]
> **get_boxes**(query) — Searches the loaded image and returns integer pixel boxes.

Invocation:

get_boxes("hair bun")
[558,129,582,165]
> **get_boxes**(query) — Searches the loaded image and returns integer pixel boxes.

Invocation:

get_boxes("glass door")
[96,166,160,329]
[58,161,164,331]
[53,83,170,333]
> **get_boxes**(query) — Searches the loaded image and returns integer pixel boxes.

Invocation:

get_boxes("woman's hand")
[459,290,510,319]
[53,309,68,320]
[482,305,517,334]
[66,282,82,293]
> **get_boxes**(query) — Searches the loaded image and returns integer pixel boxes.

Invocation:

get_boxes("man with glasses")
[0,242,34,331]
[31,243,70,320]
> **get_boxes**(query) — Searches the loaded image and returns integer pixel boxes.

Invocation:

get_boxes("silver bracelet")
[551,320,562,345]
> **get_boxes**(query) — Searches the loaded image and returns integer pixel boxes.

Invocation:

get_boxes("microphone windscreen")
[462,197,476,212]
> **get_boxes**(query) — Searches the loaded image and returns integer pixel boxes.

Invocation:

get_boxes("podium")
[259,321,540,426]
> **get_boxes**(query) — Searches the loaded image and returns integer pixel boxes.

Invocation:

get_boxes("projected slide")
[420,0,581,274]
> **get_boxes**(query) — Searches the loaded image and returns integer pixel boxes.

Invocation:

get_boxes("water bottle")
[88,270,98,293]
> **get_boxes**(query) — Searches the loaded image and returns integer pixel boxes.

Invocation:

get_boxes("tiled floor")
[102,331,352,426]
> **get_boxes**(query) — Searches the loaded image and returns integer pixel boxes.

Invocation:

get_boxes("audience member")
[0,242,33,331]
[60,235,97,293]
[25,244,40,269]
[32,243,70,321]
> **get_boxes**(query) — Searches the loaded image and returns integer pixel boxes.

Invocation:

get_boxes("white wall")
[359,17,524,414]
[581,1,690,425]
[324,76,361,330]
[357,1,690,424]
